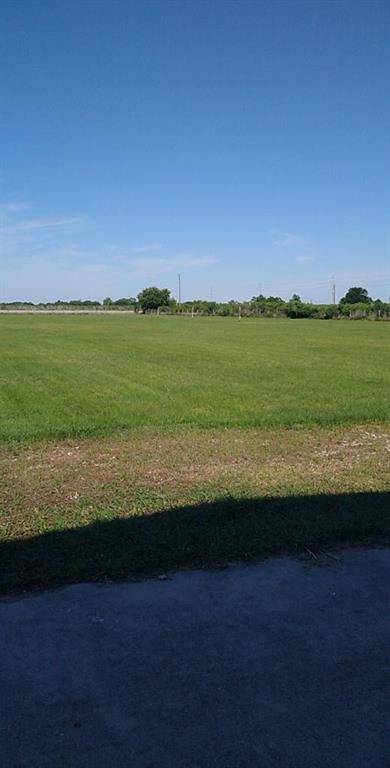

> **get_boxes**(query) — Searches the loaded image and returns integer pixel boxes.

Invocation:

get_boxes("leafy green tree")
[286,301,312,318]
[103,297,113,306]
[113,297,138,307]
[137,286,171,312]
[340,287,372,304]
[251,294,266,302]
[70,299,101,306]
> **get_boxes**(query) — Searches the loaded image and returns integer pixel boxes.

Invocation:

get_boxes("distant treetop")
[340,287,372,304]
[137,286,172,312]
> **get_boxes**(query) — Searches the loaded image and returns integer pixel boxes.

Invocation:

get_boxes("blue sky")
[1,0,389,302]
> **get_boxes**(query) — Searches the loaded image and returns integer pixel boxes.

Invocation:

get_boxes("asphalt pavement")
[1,548,389,767]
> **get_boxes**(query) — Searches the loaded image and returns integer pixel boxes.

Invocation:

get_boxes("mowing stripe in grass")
[1,316,389,442]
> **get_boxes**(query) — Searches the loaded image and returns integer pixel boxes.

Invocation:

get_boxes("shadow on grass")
[1,490,389,594]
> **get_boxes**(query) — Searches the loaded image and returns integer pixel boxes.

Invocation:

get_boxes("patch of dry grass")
[1,425,389,540]
[1,424,389,594]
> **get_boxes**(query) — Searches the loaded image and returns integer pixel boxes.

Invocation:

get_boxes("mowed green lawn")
[0,315,389,442]
[1,314,389,593]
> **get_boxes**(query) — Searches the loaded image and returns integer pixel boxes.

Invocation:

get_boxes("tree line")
[1,286,389,319]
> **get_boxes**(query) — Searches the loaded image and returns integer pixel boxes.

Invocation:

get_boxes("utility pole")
[331,276,336,305]
[178,273,181,305]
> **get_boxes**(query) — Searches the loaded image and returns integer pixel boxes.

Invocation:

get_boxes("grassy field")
[1,315,389,593]
[0,315,389,442]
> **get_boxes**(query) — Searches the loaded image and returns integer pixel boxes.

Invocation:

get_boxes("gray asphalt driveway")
[1,548,389,767]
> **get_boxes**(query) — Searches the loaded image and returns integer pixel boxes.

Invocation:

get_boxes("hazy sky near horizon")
[1,0,389,303]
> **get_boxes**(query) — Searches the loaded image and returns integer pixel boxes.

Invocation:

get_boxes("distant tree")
[251,294,266,303]
[291,294,302,303]
[340,287,372,304]
[103,297,113,306]
[286,301,312,318]
[70,299,101,306]
[113,297,137,307]
[137,287,171,312]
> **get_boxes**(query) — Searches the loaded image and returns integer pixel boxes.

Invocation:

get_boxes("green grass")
[1,490,389,594]
[1,316,389,593]
[0,315,389,442]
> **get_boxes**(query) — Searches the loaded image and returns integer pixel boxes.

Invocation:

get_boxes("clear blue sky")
[1,0,389,303]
